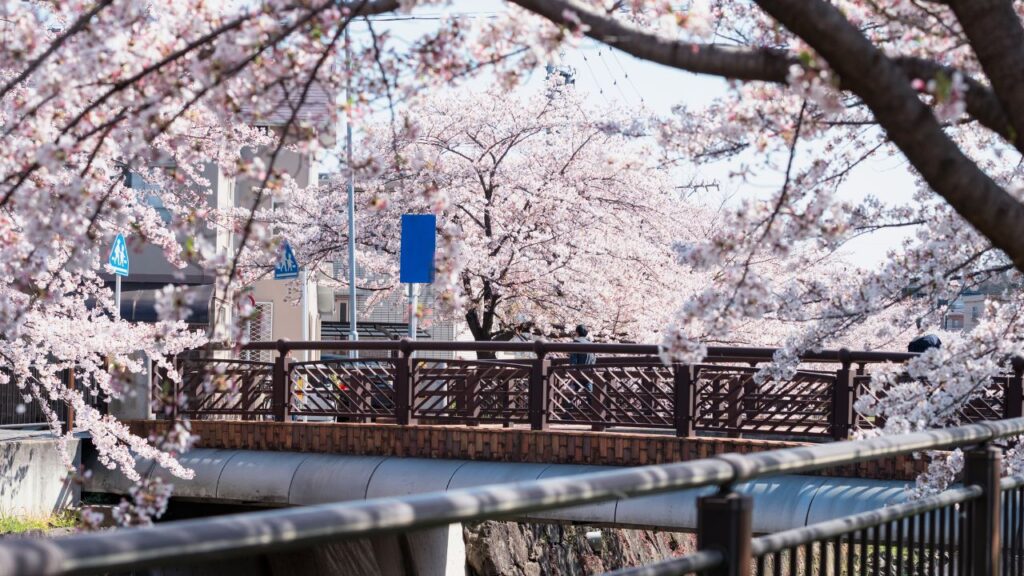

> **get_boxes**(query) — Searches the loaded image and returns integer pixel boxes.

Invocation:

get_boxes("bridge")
[155,340,1022,439]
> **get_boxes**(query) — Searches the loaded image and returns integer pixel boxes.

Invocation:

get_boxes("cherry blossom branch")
[508,0,1016,148]
[750,0,1024,274]
[0,0,114,103]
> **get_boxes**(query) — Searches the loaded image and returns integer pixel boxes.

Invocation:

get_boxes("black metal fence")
[0,369,106,431]
[2,418,1023,576]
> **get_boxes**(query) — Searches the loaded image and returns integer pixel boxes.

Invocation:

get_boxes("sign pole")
[345,26,359,359]
[408,283,419,340]
[273,241,302,355]
[300,269,308,361]
[115,275,121,320]
[399,214,435,361]
[108,233,129,320]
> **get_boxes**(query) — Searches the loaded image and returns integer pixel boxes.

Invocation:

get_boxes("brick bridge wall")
[128,420,929,482]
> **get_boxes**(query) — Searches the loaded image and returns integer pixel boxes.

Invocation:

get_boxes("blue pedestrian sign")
[400,214,436,283]
[108,234,129,277]
[274,240,300,279]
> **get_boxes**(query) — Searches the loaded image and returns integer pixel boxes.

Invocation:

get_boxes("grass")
[0,509,78,534]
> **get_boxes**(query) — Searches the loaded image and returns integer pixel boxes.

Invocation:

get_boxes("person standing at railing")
[569,325,597,413]
[907,334,941,353]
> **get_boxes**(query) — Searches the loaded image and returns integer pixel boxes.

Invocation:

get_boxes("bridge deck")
[129,419,930,482]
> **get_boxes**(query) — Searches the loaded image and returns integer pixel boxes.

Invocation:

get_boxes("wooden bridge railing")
[151,340,1024,441]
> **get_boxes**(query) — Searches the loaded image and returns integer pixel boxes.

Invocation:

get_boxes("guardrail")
[3,418,1023,576]
[0,369,106,432]
[152,340,1024,441]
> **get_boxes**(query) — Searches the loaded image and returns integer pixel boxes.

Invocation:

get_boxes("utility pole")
[345,27,359,358]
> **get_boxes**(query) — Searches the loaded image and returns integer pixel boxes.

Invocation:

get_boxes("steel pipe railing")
[3,418,1024,576]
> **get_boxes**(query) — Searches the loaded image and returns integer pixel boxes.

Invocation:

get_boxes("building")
[940,275,1017,332]
[115,84,461,357]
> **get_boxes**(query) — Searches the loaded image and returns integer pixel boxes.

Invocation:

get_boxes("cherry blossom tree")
[351,82,694,345]
[4,0,1024,502]
[274,81,882,354]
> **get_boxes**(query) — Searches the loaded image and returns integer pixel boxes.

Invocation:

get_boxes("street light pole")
[345,27,358,358]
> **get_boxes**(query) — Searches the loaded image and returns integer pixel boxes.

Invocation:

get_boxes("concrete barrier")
[0,430,80,517]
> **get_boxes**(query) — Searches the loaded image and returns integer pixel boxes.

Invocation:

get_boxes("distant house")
[940,275,1017,332]
[111,82,336,349]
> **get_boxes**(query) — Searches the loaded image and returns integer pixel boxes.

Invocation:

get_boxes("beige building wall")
[245,143,323,356]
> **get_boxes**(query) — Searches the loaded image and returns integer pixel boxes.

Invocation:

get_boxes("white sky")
[343,2,920,268]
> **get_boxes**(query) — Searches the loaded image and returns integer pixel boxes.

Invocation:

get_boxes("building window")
[125,171,171,223]
[242,302,273,362]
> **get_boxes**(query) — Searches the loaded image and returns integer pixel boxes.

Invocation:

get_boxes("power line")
[362,12,503,22]
[579,51,612,105]
[607,48,647,110]
[595,47,633,106]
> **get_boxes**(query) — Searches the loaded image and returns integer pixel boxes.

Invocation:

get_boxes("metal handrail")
[602,550,725,576]
[1000,474,1024,490]
[749,485,981,555]
[718,418,1024,482]
[232,339,920,365]
[0,459,736,576]
[3,418,1024,576]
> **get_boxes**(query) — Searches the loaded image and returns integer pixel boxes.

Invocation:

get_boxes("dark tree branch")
[508,0,1018,149]
[946,0,1024,147]
[752,0,1024,273]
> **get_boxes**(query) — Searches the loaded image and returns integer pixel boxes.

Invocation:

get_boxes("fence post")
[529,340,548,431]
[590,370,607,432]
[272,340,290,422]
[674,364,695,437]
[698,487,752,576]
[63,369,75,435]
[395,338,414,425]
[1005,356,1024,419]
[169,357,179,421]
[831,348,854,440]
[963,443,1002,576]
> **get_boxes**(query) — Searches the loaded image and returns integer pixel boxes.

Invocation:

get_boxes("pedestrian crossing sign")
[274,240,300,279]
[108,234,129,277]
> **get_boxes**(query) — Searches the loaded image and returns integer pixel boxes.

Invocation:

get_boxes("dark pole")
[697,486,753,576]
[963,443,1002,576]
[1005,356,1024,419]
[395,338,414,425]
[272,340,290,422]
[831,348,854,440]
[64,369,75,435]
[674,364,696,437]
[529,340,549,431]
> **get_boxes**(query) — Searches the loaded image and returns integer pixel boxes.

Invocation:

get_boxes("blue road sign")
[275,240,300,279]
[108,234,129,277]
[400,214,436,284]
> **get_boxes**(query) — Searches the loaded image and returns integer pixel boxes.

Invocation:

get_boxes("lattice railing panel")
[855,373,1007,430]
[411,360,531,424]
[694,366,834,437]
[548,362,674,428]
[290,359,396,418]
[174,358,274,419]
[241,303,274,363]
